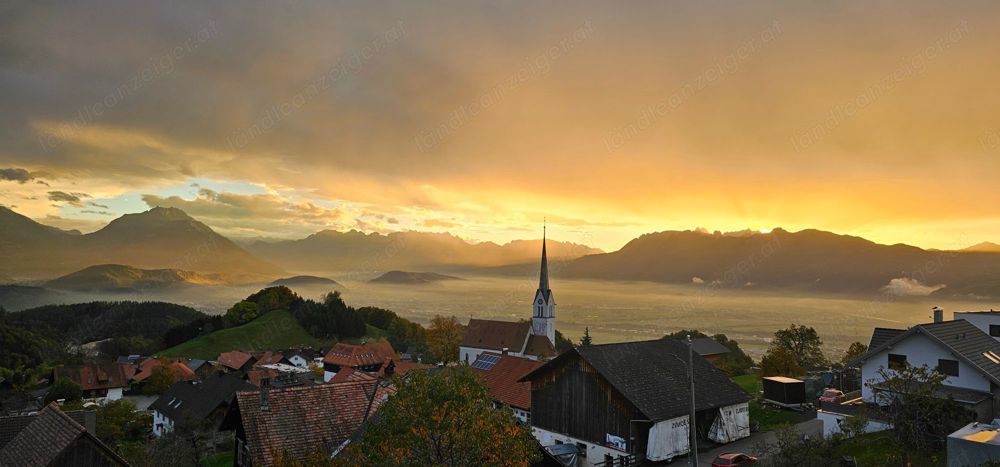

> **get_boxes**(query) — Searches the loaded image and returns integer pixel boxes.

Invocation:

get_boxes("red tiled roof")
[323,341,396,368]
[218,351,255,371]
[0,403,127,466]
[54,363,131,391]
[132,358,196,383]
[328,367,377,384]
[246,368,280,387]
[380,359,432,378]
[461,319,530,353]
[472,352,542,410]
[235,380,393,466]
[254,351,286,366]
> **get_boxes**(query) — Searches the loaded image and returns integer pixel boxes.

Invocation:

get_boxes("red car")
[711,453,758,466]
[818,389,846,404]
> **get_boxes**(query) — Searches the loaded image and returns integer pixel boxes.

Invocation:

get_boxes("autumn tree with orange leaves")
[342,365,539,466]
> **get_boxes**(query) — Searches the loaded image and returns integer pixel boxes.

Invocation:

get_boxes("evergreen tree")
[579,327,593,346]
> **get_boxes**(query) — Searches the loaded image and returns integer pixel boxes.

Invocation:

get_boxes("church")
[459,228,558,363]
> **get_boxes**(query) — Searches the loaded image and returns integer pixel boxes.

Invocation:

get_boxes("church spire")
[539,222,549,292]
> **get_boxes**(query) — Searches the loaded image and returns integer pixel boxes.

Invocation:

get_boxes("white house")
[459,228,557,364]
[853,318,1000,422]
[953,310,1000,342]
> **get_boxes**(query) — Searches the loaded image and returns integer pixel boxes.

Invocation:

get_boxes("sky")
[1,1,999,251]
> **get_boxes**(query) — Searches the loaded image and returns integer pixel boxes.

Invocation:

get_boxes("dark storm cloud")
[0,168,34,183]
[46,191,89,206]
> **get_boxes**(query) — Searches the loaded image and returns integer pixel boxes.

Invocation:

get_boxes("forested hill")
[0,301,208,369]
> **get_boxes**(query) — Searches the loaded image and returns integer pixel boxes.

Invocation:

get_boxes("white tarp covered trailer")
[708,402,751,444]
[646,415,690,462]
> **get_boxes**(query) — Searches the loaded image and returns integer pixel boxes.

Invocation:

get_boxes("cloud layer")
[1,1,999,249]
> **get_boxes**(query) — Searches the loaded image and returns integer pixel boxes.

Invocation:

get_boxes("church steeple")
[538,224,549,293]
[532,222,556,345]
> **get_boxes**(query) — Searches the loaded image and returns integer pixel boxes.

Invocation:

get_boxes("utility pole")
[688,334,699,467]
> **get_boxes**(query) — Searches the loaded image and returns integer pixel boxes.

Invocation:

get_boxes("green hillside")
[159,310,389,359]
[159,310,330,360]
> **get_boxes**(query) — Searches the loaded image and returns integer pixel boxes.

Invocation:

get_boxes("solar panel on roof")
[472,353,501,371]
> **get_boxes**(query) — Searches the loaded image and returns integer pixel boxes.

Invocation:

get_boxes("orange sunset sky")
[1,1,998,251]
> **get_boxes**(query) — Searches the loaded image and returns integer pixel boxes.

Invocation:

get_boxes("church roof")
[461,319,531,353]
[524,335,557,359]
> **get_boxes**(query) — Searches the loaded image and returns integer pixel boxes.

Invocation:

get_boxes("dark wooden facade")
[530,355,651,455]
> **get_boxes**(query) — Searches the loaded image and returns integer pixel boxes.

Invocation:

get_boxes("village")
[1,237,999,467]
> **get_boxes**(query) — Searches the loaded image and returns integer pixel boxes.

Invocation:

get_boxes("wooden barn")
[519,338,751,465]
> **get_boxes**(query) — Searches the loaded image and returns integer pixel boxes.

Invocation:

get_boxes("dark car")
[712,452,758,466]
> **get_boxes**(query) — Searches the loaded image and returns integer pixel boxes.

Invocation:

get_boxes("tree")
[841,341,868,366]
[96,399,151,448]
[244,286,302,314]
[770,324,827,370]
[426,315,463,363]
[346,366,539,466]
[554,329,575,353]
[579,327,593,346]
[759,346,805,377]
[143,362,175,395]
[225,301,259,325]
[873,364,972,456]
[44,377,82,404]
[357,306,398,330]
[386,317,427,358]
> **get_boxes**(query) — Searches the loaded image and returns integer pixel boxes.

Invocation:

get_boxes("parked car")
[818,389,846,404]
[711,453,758,466]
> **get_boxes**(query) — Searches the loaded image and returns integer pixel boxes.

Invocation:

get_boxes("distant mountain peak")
[145,206,194,219]
[963,241,1000,253]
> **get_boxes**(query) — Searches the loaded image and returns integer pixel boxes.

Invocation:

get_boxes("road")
[697,419,824,466]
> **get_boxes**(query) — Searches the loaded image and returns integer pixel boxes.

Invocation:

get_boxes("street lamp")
[670,336,699,467]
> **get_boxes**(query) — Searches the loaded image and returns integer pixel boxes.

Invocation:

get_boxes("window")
[576,442,587,458]
[888,353,907,370]
[938,359,959,377]
[991,325,1000,337]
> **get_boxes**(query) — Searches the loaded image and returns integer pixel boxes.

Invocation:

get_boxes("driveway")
[697,419,824,466]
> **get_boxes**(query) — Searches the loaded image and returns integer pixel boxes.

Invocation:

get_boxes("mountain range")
[3,206,1000,298]
[246,229,603,274]
[0,206,280,279]
[559,228,1000,298]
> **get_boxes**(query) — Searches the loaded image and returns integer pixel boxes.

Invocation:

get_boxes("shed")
[762,376,806,407]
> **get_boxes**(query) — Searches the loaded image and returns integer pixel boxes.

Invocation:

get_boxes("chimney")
[501,347,509,356]
[933,306,944,323]
[260,377,270,412]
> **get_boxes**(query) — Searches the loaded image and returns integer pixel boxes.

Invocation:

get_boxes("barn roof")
[521,339,750,421]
